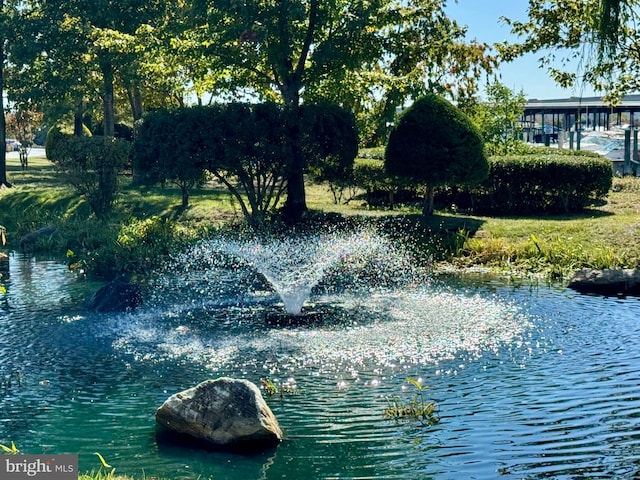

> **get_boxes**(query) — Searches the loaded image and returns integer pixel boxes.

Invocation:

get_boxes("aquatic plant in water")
[260,378,298,397]
[91,452,116,480]
[384,377,439,426]
[0,441,19,454]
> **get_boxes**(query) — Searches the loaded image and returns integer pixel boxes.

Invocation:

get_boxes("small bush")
[65,215,189,278]
[352,157,418,207]
[45,124,92,159]
[469,152,612,214]
[49,136,131,219]
[45,126,70,160]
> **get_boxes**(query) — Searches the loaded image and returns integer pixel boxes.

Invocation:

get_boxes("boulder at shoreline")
[19,225,58,250]
[85,277,143,312]
[567,269,640,296]
[156,377,283,449]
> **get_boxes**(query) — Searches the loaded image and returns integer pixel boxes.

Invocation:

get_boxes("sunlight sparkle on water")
[111,229,532,379]
[112,287,530,377]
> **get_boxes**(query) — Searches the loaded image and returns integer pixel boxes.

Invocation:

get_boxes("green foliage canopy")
[187,0,497,141]
[500,0,640,102]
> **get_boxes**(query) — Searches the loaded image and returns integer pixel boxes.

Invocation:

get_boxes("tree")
[208,103,293,226]
[188,0,497,222]
[134,104,291,224]
[500,0,640,102]
[5,108,44,169]
[7,0,176,138]
[48,136,130,218]
[6,0,99,136]
[132,108,209,209]
[465,81,526,156]
[1,15,7,187]
[385,94,488,216]
[0,0,18,187]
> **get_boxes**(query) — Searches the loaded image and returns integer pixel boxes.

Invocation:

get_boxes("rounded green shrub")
[45,124,92,159]
[45,126,69,160]
[385,94,488,215]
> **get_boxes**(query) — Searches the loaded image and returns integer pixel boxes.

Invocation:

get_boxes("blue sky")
[446,0,600,100]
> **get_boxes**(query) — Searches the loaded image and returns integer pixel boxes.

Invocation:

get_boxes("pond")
[1,237,640,480]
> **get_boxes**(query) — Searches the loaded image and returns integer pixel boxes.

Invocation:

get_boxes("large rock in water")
[155,378,283,449]
[567,268,640,296]
[86,277,142,312]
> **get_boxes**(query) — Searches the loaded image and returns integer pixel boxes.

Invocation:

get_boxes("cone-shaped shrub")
[385,94,488,215]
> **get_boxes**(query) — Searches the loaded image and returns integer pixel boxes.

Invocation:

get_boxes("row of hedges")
[353,154,420,207]
[469,152,612,214]
[351,148,613,215]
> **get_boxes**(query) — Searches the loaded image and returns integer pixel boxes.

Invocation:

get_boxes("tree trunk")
[74,97,84,136]
[181,185,189,209]
[278,0,318,225]
[423,185,435,217]
[100,53,115,137]
[280,87,307,224]
[126,83,144,123]
[0,35,10,188]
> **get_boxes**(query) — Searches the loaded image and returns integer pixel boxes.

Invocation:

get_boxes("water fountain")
[2,229,640,479]
[171,227,418,326]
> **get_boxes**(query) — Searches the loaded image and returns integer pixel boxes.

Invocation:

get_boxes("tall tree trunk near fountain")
[74,97,85,136]
[277,2,314,225]
[99,52,115,137]
[283,102,307,224]
[423,185,435,216]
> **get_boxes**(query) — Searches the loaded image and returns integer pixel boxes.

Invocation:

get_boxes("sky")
[446,0,600,101]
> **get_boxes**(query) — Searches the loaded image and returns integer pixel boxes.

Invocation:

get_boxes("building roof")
[525,94,640,114]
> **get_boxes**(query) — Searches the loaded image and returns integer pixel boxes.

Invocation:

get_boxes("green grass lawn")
[2,153,639,278]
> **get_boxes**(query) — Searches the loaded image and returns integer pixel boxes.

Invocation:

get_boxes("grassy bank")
[1,153,639,279]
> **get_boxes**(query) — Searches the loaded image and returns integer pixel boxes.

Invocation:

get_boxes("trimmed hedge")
[355,148,613,215]
[469,152,613,214]
[353,156,419,207]
[45,124,92,160]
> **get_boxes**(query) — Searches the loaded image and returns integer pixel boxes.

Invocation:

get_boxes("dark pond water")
[1,251,640,479]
